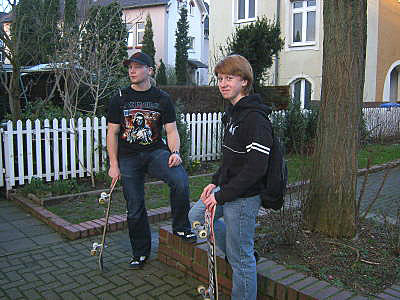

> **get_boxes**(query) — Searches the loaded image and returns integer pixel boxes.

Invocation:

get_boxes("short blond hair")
[214,55,254,94]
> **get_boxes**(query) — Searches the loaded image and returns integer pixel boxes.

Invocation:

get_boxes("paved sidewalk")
[357,167,400,219]
[0,166,399,299]
[0,200,203,300]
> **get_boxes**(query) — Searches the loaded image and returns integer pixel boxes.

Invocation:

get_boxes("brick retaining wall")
[158,225,400,300]
[10,194,171,240]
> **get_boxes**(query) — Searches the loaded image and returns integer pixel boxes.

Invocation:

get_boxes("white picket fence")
[1,108,400,190]
[0,112,223,190]
[363,107,400,138]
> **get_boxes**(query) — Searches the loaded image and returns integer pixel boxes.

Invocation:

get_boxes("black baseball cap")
[123,52,153,67]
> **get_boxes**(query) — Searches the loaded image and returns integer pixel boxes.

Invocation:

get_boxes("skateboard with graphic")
[90,178,118,271]
[192,205,218,300]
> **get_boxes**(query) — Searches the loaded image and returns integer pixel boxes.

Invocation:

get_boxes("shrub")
[270,97,318,155]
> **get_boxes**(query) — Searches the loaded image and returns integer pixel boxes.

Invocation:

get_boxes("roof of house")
[188,59,208,69]
[95,0,168,9]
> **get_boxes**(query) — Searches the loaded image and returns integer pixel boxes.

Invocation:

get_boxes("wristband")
[171,151,180,156]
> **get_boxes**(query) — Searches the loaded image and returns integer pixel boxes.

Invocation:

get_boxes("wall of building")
[364,0,380,102]
[209,0,400,103]
[208,0,234,74]
[377,0,400,101]
[278,0,323,101]
[122,5,167,67]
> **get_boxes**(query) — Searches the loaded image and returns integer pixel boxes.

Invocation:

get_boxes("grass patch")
[17,143,400,224]
[46,175,212,224]
[358,143,400,168]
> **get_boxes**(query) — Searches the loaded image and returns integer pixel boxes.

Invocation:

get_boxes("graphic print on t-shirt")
[121,109,161,145]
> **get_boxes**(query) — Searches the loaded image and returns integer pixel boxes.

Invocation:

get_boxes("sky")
[0,1,12,13]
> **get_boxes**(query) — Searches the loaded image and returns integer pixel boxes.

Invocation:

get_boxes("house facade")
[0,0,209,85]
[209,0,400,107]
[116,0,209,85]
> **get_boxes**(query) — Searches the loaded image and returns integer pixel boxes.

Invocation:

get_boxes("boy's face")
[128,62,152,85]
[217,73,247,104]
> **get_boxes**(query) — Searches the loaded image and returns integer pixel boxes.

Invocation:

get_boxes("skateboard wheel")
[99,192,108,204]
[192,221,201,229]
[90,249,97,256]
[197,285,206,294]
[199,230,207,239]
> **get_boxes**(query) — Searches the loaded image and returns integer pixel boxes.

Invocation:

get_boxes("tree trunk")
[9,67,22,121]
[304,1,367,238]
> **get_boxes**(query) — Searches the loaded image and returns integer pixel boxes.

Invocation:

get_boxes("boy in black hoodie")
[189,55,273,300]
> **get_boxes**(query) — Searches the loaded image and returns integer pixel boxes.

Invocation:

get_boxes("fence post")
[0,126,4,189]
[53,118,60,181]
[44,119,52,182]
[16,120,25,185]
[61,118,68,179]
[4,121,14,191]
[26,120,33,182]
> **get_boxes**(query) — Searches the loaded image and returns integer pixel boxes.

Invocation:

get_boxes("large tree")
[141,13,155,67]
[304,1,367,238]
[221,16,284,90]
[175,4,190,85]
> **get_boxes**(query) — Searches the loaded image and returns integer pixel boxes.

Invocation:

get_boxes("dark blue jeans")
[119,149,191,257]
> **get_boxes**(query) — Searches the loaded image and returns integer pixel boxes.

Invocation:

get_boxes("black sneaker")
[173,230,197,243]
[128,256,148,269]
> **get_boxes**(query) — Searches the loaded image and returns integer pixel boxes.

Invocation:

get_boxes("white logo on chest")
[228,124,238,135]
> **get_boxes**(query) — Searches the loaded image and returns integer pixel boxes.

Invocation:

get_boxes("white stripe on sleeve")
[245,142,270,155]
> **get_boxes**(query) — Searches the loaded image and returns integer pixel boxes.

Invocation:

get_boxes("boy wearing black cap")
[107,52,196,269]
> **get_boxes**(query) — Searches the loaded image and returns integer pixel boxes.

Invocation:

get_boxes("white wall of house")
[122,6,168,68]
[209,0,397,104]
[278,0,323,106]
[166,0,208,85]
[364,0,379,102]
[121,0,208,85]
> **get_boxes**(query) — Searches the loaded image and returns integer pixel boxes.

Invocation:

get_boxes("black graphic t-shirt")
[107,86,176,157]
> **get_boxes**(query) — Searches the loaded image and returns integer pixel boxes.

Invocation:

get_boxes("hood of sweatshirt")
[225,94,272,121]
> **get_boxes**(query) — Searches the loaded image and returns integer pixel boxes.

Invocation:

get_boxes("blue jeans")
[188,187,261,300]
[119,149,191,257]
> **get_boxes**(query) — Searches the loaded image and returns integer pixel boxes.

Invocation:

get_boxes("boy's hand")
[200,184,216,200]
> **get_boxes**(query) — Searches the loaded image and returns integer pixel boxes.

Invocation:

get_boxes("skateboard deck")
[192,205,218,300]
[90,179,118,271]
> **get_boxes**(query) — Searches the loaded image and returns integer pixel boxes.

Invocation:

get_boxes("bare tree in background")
[0,0,23,121]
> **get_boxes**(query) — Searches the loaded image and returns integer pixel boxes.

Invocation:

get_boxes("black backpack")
[261,129,288,210]
[237,109,288,210]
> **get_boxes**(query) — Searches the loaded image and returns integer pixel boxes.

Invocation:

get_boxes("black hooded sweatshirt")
[212,94,273,205]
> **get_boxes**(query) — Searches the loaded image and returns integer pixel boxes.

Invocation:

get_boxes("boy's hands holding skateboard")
[201,184,217,211]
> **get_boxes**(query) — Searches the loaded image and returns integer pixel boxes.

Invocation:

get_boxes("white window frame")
[189,0,195,16]
[233,0,257,24]
[290,78,313,110]
[286,0,320,50]
[126,23,134,48]
[189,36,195,50]
[136,22,145,47]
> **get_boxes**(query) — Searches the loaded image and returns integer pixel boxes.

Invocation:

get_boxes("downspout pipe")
[274,0,281,86]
